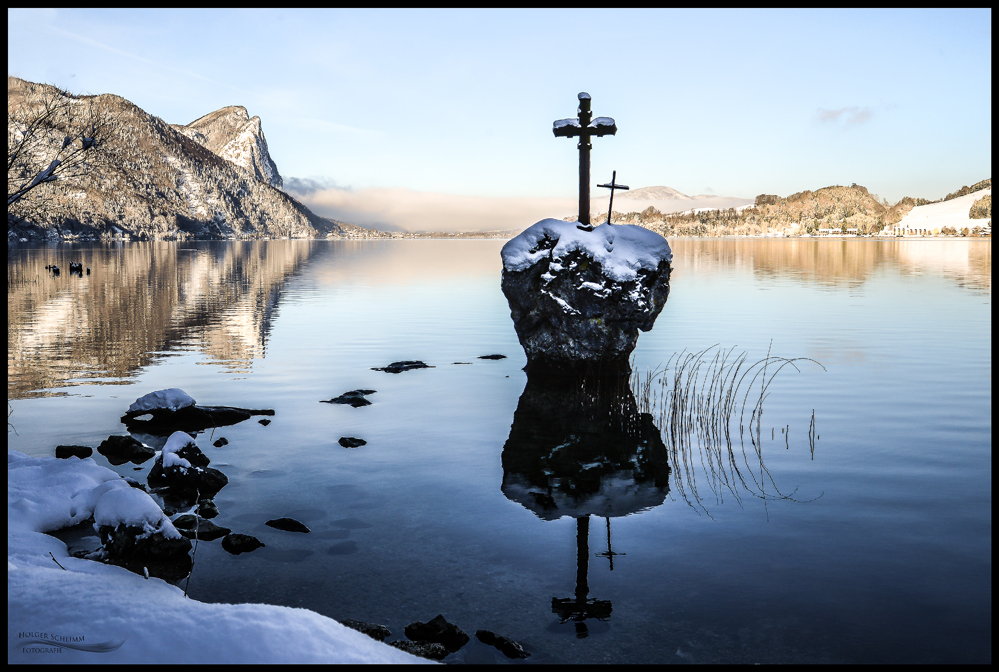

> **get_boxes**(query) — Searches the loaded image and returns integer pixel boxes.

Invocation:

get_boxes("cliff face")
[171,106,282,189]
[8,77,354,241]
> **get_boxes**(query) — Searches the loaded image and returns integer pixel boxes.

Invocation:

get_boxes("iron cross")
[553,92,617,229]
[597,171,629,226]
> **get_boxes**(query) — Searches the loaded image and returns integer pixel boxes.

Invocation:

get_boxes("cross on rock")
[553,92,617,230]
[597,171,629,226]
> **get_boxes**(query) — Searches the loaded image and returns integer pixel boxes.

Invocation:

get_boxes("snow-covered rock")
[500,219,672,376]
[147,432,227,499]
[8,450,429,664]
[127,389,197,414]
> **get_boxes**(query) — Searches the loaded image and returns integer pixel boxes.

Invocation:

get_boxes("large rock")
[501,219,671,378]
[92,484,193,581]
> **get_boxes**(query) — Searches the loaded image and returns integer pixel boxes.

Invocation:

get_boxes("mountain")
[586,185,753,220]
[171,106,282,189]
[617,183,951,237]
[7,76,368,241]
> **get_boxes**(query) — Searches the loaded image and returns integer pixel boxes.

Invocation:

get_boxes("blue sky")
[8,8,992,230]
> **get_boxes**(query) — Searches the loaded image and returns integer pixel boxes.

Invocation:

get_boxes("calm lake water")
[7,238,991,664]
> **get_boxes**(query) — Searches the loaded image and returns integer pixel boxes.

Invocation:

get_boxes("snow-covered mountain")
[7,77,363,240]
[587,185,753,218]
[171,106,282,189]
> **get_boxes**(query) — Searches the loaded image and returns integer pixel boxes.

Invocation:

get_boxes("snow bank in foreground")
[8,450,428,664]
[501,219,672,282]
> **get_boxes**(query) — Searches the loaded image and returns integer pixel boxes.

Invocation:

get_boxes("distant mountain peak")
[171,105,282,189]
[616,186,693,201]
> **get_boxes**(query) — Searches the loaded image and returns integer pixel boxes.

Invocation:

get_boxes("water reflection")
[7,241,317,398]
[671,238,991,291]
[501,375,670,637]
[501,346,822,635]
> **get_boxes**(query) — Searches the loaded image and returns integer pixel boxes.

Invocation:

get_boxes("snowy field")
[8,450,428,664]
[895,189,990,232]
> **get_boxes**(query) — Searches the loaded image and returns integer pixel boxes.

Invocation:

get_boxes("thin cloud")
[816,106,875,126]
[284,176,349,197]
[39,23,250,95]
[286,183,576,233]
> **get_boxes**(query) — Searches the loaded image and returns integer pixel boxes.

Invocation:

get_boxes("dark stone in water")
[97,435,155,465]
[56,445,93,459]
[213,437,228,447]
[339,437,367,448]
[476,630,531,659]
[97,522,193,582]
[342,620,391,642]
[266,517,311,533]
[221,533,265,555]
[389,640,449,660]
[322,389,376,407]
[371,361,433,374]
[196,500,219,519]
[404,614,470,653]
[258,418,271,426]
[121,404,275,435]
[147,458,229,499]
[172,515,231,541]
[478,354,507,360]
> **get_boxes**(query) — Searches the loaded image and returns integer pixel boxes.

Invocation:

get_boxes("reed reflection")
[632,345,825,516]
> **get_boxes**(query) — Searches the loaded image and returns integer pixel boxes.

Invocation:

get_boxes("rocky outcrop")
[176,106,282,189]
[501,219,672,378]
[8,76,362,241]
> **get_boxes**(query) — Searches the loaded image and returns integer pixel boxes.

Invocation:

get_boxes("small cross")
[553,93,617,229]
[594,517,625,570]
[597,171,629,226]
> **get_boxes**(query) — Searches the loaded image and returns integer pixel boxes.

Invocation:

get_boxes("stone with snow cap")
[127,388,197,414]
[501,219,672,377]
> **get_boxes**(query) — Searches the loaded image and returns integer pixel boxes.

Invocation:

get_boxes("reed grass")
[630,343,825,516]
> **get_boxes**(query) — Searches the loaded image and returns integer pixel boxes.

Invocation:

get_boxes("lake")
[7,237,991,664]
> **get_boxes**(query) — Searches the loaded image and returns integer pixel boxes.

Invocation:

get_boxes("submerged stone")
[221,533,264,555]
[476,630,531,659]
[97,435,155,465]
[404,614,470,653]
[322,389,377,407]
[371,361,433,374]
[266,517,310,533]
[338,437,367,448]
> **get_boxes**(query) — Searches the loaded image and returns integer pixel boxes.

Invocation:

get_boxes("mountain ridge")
[7,76,366,241]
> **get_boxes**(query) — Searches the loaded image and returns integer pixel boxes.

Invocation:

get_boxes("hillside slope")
[8,77,358,241]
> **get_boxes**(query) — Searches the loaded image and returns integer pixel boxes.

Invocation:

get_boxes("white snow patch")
[93,486,182,539]
[895,189,990,232]
[501,219,672,282]
[8,450,429,664]
[127,389,196,413]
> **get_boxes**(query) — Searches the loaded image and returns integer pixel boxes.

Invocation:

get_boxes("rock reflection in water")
[501,375,670,521]
[501,374,671,637]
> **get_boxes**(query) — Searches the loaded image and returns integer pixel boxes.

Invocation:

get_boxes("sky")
[8,8,992,231]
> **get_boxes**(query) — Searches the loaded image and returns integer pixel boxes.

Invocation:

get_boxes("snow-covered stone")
[501,219,672,376]
[127,389,197,414]
[7,450,429,664]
